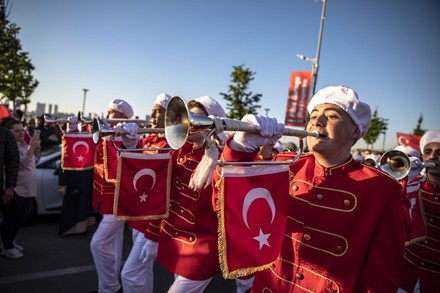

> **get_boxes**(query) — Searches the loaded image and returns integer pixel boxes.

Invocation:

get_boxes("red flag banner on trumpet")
[103,136,143,183]
[61,133,96,170]
[285,71,312,127]
[114,151,171,220]
[217,164,290,278]
[396,132,422,152]
[103,137,123,183]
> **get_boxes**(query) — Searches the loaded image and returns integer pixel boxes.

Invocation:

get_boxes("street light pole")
[82,88,89,115]
[265,108,270,116]
[296,0,327,97]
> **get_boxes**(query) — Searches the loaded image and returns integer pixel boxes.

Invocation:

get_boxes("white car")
[34,146,63,216]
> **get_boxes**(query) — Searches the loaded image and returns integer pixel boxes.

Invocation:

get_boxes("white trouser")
[398,279,420,293]
[168,274,213,293]
[121,229,154,293]
[235,276,255,293]
[90,214,126,293]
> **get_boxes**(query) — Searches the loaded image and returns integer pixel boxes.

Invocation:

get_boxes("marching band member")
[58,115,96,236]
[90,99,134,293]
[157,96,227,293]
[399,130,440,292]
[120,93,172,293]
[391,145,426,246]
[213,85,406,292]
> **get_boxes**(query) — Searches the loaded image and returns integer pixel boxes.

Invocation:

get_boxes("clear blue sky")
[8,0,440,150]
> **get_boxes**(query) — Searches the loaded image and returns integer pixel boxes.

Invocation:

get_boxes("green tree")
[363,108,388,150]
[219,64,262,119]
[412,114,425,136]
[0,0,39,112]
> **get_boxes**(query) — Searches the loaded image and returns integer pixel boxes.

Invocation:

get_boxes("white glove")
[118,122,139,149]
[67,116,78,132]
[408,157,424,182]
[139,240,158,263]
[231,114,285,152]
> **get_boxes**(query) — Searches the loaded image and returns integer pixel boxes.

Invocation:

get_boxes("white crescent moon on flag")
[398,136,409,145]
[242,187,276,229]
[132,168,157,192]
[72,140,90,154]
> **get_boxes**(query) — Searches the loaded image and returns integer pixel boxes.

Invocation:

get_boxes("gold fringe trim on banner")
[113,151,171,221]
[217,174,274,279]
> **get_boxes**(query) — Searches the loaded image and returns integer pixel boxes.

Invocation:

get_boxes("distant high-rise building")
[54,104,58,115]
[48,104,53,115]
[36,103,46,117]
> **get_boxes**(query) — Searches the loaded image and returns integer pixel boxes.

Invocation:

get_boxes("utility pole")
[82,88,89,115]
[296,0,328,97]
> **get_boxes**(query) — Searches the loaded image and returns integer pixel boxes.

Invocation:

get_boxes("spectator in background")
[352,148,363,162]
[35,115,60,152]
[283,141,298,152]
[1,118,39,259]
[0,118,19,256]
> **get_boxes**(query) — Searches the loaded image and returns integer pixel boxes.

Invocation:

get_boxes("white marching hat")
[108,99,134,118]
[420,130,440,152]
[154,93,172,109]
[307,85,371,139]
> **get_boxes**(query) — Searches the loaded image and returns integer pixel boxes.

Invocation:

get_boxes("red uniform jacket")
[127,134,170,242]
[401,178,440,292]
[215,142,405,292]
[157,141,220,280]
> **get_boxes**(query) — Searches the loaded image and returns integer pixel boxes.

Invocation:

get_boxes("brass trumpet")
[362,150,411,180]
[92,117,163,144]
[43,114,68,125]
[78,112,148,129]
[165,96,319,150]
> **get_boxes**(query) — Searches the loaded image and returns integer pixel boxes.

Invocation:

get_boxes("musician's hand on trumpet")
[66,116,79,133]
[116,122,139,149]
[408,156,425,182]
[230,114,285,153]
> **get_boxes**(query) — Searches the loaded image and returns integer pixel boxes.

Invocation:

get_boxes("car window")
[38,156,61,169]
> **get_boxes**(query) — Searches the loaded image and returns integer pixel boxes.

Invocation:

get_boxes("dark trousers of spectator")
[0,193,34,249]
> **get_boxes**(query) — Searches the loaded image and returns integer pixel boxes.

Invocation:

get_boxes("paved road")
[0,214,236,293]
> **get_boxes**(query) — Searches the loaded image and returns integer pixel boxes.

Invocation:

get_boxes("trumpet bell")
[92,117,114,144]
[380,150,410,180]
[361,158,377,168]
[165,96,190,150]
[165,96,215,150]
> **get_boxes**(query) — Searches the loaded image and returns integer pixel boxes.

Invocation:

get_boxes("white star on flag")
[77,155,84,162]
[139,192,148,203]
[253,228,271,250]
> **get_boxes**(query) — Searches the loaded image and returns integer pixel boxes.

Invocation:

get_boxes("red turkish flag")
[396,132,422,152]
[218,164,290,278]
[103,137,143,182]
[285,71,312,127]
[103,137,123,183]
[61,133,96,170]
[0,104,12,119]
[114,151,171,220]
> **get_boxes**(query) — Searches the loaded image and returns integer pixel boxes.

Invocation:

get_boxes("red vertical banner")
[61,133,96,170]
[285,71,312,127]
[217,164,290,278]
[114,151,171,220]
